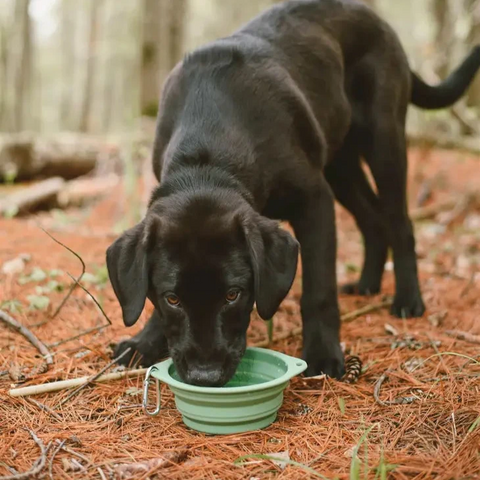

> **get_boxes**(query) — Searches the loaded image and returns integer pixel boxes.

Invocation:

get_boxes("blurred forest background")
[0,0,479,219]
[1,0,479,136]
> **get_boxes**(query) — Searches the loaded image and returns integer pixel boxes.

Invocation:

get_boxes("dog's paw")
[112,338,166,367]
[340,282,380,296]
[303,343,345,380]
[391,293,425,318]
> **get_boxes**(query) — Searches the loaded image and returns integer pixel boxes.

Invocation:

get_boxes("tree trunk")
[141,0,186,117]
[466,0,480,109]
[13,0,32,131]
[79,0,101,132]
[60,0,76,129]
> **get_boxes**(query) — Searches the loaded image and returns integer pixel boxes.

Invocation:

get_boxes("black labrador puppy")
[107,0,480,386]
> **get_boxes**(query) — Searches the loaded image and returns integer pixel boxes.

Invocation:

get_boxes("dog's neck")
[148,165,254,210]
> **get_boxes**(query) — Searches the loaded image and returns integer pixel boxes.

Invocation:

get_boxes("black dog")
[107,0,480,386]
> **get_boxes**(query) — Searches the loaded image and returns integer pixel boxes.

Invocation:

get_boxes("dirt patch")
[1,147,479,479]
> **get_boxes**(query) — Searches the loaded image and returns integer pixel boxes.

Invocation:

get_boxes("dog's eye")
[165,294,181,307]
[225,289,240,303]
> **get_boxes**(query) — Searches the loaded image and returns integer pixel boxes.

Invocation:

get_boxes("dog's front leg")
[291,177,345,379]
[114,309,169,367]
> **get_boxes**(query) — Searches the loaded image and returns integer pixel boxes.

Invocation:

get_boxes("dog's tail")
[410,45,480,110]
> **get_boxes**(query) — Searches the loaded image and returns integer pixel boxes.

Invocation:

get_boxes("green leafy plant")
[0,299,23,314]
[27,295,50,311]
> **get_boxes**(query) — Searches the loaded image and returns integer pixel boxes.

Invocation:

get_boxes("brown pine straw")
[1,157,480,479]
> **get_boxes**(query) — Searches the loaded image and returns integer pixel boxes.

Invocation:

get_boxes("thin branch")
[0,429,47,480]
[26,398,62,422]
[253,300,393,348]
[373,372,419,407]
[48,440,65,480]
[0,309,53,371]
[56,347,131,407]
[47,273,112,348]
[54,440,92,465]
[445,330,480,345]
[9,367,148,398]
[39,227,86,319]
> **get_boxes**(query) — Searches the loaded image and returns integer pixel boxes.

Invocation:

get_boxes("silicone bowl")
[143,347,307,435]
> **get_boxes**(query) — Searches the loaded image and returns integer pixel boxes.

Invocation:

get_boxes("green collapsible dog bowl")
[142,347,308,435]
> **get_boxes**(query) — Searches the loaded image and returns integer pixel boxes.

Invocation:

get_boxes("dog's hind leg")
[325,146,388,296]
[114,309,169,367]
[362,108,425,318]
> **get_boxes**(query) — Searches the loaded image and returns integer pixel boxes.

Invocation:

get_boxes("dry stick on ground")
[254,299,393,348]
[0,429,47,480]
[48,440,65,480]
[9,367,148,398]
[54,440,92,466]
[40,227,86,320]
[26,397,63,421]
[373,372,419,407]
[56,347,132,408]
[445,330,480,345]
[48,273,112,348]
[0,309,53,378]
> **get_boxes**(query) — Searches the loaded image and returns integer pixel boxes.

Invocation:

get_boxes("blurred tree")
[466,0,480,108]
[79,0,102,132]
[60,0,76,129]
[13,0,33,131]
[142,0,186,117]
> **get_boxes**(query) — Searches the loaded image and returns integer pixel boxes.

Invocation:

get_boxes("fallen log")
[0,177,65,216]
[0,133,115,181]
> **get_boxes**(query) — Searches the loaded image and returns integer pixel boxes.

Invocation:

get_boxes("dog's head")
[106,190,298,386]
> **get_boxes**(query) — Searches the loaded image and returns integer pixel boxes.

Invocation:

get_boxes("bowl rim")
[149,347,308,395]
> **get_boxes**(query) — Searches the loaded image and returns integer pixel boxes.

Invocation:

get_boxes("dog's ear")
[106,220,155,327]
[242,213,299,320]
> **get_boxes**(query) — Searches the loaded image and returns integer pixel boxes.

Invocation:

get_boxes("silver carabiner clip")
[143,366,161,416]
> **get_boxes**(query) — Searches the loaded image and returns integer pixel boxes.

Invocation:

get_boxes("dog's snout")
[185,364,225,387]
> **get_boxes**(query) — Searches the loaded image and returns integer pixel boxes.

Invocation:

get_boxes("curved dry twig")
[0,429,47,480]
[40,227,86,319]
[373,371,419,406]
[48,440,65,480]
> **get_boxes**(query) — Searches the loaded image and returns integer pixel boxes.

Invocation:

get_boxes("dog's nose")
[185,365,224,387]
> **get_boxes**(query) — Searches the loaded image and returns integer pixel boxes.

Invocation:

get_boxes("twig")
[252,300,393,348]
[48,325,109,348]
[8,367,147,398]
[56,347,132,407]
[49,440,65,480]
[47,273,112,348]
[410,198,458,222]
[0,429,47,480]
[373,372,418,407]
[0,309,53,373]
[26,398,63,421]
[373,372,390,407]
[445,330,480,345]
[54,440,92,465]
[97,468,108,480]
[40,227,86,320]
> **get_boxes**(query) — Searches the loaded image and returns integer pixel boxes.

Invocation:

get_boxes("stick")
[373,372,419,407]
[0,177,65,216]
[252,300,393,348]
[9,366,146,398]
[40,228,86,320]
[0,309,53,367]
[48,440,65,480]
[56,348,131,407]
[445,330,480,345]
[26,398,63,421]
[54,440,92,465]
[0,429,47,480]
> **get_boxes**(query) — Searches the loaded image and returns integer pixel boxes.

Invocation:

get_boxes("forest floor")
[0,146,479,480]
